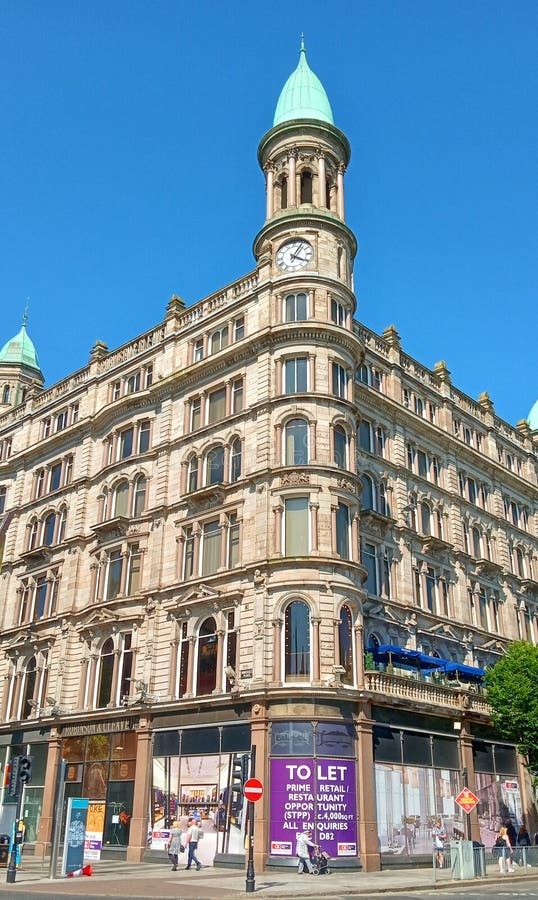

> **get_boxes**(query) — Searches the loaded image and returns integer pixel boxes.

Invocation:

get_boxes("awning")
[368,645,485,680]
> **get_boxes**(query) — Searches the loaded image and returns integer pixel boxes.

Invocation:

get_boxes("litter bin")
[0,834,10,867]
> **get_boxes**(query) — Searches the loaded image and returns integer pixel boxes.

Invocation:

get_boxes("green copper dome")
[273,40,334,127]
[0,321,42,374]
[528,399,538,431]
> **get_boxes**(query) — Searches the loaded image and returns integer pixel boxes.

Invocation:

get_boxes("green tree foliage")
[484,641,538,778]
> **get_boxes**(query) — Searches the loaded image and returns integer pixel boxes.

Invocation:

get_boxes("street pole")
[6,790,23,884]
[245,745,256,894]
[462,768,472,841]
[49,759,67,880]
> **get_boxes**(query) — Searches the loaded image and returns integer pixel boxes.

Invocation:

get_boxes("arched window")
[187,455,198,493]
[284,600,311,682]
[378,483,390,517]
[197,617,218,696]
[420,502,432,536]
[43,512,56,546]
[113,481,129,518]
[334,425,347,468]
[230,438,242,482]
[338,605,354,685]
[207,446,225,485]
[2,385,10,405]
[285,292,308,322]
[285,418,308,465]
[280,176,288,210]
[19,656,37,719]
[361,474,374,511]
[35,469,45,498]
[300,170,313,204]
[97,638,115,708]
[336,502,350,558]
[133,475,147,516]
[515,547,525,578]
[472,526,481,558]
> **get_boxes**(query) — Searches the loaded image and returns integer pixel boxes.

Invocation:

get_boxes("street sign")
[455,787,479,814]
[244,777,263,802]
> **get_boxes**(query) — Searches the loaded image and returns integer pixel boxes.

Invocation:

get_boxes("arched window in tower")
[96,638,115,708]
[338,605,354,685]
[43,512,56,546]
[2,385,10,405]
[207,446,225,485]
[133,475,147,516]
[230,438,242,482]
[20,656,37,720]
[285,292,308,322]
[334,425,347,468]
[300,170,313,204]
[284,600,311,682]
[197,617,218,696]
[280,176,288,210]
[113,480,129,518]
[285,418,309,465]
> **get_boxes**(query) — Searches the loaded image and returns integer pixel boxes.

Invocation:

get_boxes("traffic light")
[18,755,32,785]
[7,756,19,797]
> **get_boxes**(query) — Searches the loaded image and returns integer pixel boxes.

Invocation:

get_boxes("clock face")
[276,239,313,272]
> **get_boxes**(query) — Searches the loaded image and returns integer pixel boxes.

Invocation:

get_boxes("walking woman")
[166,820,184,871]
[432,820,446,868]
[494,826,514,873]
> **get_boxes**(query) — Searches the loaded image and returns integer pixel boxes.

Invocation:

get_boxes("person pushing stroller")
[295,828,316,874]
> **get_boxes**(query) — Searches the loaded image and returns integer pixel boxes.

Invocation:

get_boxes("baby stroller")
[310,846,331,875]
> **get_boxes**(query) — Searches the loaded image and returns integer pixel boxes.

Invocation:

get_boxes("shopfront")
[268,720,358,862]
[0,733,49,842]
[151,722,251,864]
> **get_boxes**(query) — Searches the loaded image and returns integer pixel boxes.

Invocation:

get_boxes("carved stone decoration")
[337,478,355,492]
[254,619,264,638]
[253,569,266,589]
[281,471,310,486]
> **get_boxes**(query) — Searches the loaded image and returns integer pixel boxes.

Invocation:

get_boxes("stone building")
[0,46,537,872]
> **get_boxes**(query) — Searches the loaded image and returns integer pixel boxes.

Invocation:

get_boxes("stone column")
[309,354,316,391]
[310,421,317,463]
[309,502,319,552]
[350,429,356,472]
[337,163,345,219]
[274,423,282,466]
[273,505,283,556]
[215,630,224,693]
[356,704,381,871]
[288,151,297,206]
[317,153,326,207]
[352,513,360,562]
[272,619,282,684]
[333,619,341,666]
[355,623,364,688]
[127,720,154,862]
[193,525,201,576]
[251,701,270,872]
[311,617,321,683]
[275,358,283,395]
[265,163,274,219]
[35,728,63,856]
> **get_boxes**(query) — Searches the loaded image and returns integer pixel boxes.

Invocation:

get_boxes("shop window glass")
[221,723,251,753]
[181,726,220,755]
[494,744,518,775]
[197,617,218,695]
[473,740,495,773]
[63,737,85,762]
[316,722,355,757]
[154,731,180,757]
[432,735,460,769]
[284,600,310,682]
[402,732,431,767]
[373,726,402,764]
[83,761,108,798]
[270,721,314,756]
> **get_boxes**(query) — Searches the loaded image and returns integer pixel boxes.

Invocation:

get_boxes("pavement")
[1,856,537,899]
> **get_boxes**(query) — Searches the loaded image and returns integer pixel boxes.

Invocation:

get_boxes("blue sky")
[1,0,536,426]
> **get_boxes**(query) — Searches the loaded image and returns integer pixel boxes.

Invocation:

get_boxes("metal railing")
[433,842,538,882]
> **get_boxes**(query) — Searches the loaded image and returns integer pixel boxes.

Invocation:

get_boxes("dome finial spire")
[300,33,305,53]
[273,41,334,126]
[22,300,29,328]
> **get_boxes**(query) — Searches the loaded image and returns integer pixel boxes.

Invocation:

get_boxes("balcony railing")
[363,670,490,716]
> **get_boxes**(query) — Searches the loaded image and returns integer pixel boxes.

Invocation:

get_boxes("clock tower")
[254,39,357,306]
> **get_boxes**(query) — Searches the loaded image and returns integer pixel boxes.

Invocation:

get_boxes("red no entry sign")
[455,787,479,814]
[244,778,264,802]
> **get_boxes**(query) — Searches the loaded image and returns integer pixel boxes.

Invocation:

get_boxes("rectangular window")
[331,299,345,326]
[71,402,79,424]
[231,378,243,413]
[127,544,141,595]
[359,421,372,452]
[336,502,350,558]
[120,428,134,459]
[0,487,5,515]
[42,417,51,438]
[126,372,140,394]
[425,568,436,613]
[202,519,222,575]
[417,451,428,478]
[145,365,153,389]
[35,575,48,619]
[211,327,229,354]
[284,497,309,556]
[106,550,123,600]
[284,358,308,393]
[332,363,347,398]
[208,387,226,423]
[285,292,308,322]
[234,317,245,341]
[194,338,204,362]
[49,462,62,492]
[228,513,240,568]
[56,410,67,432]
[363,543,377,594]
[112,381,121,401]
[191,397,201,430]
[138,421,150,453]
[183,526,194,579]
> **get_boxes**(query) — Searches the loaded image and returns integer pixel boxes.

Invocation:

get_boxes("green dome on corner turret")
[528,399,538,431]
[0,320,42,375]
[273,39,334,127]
